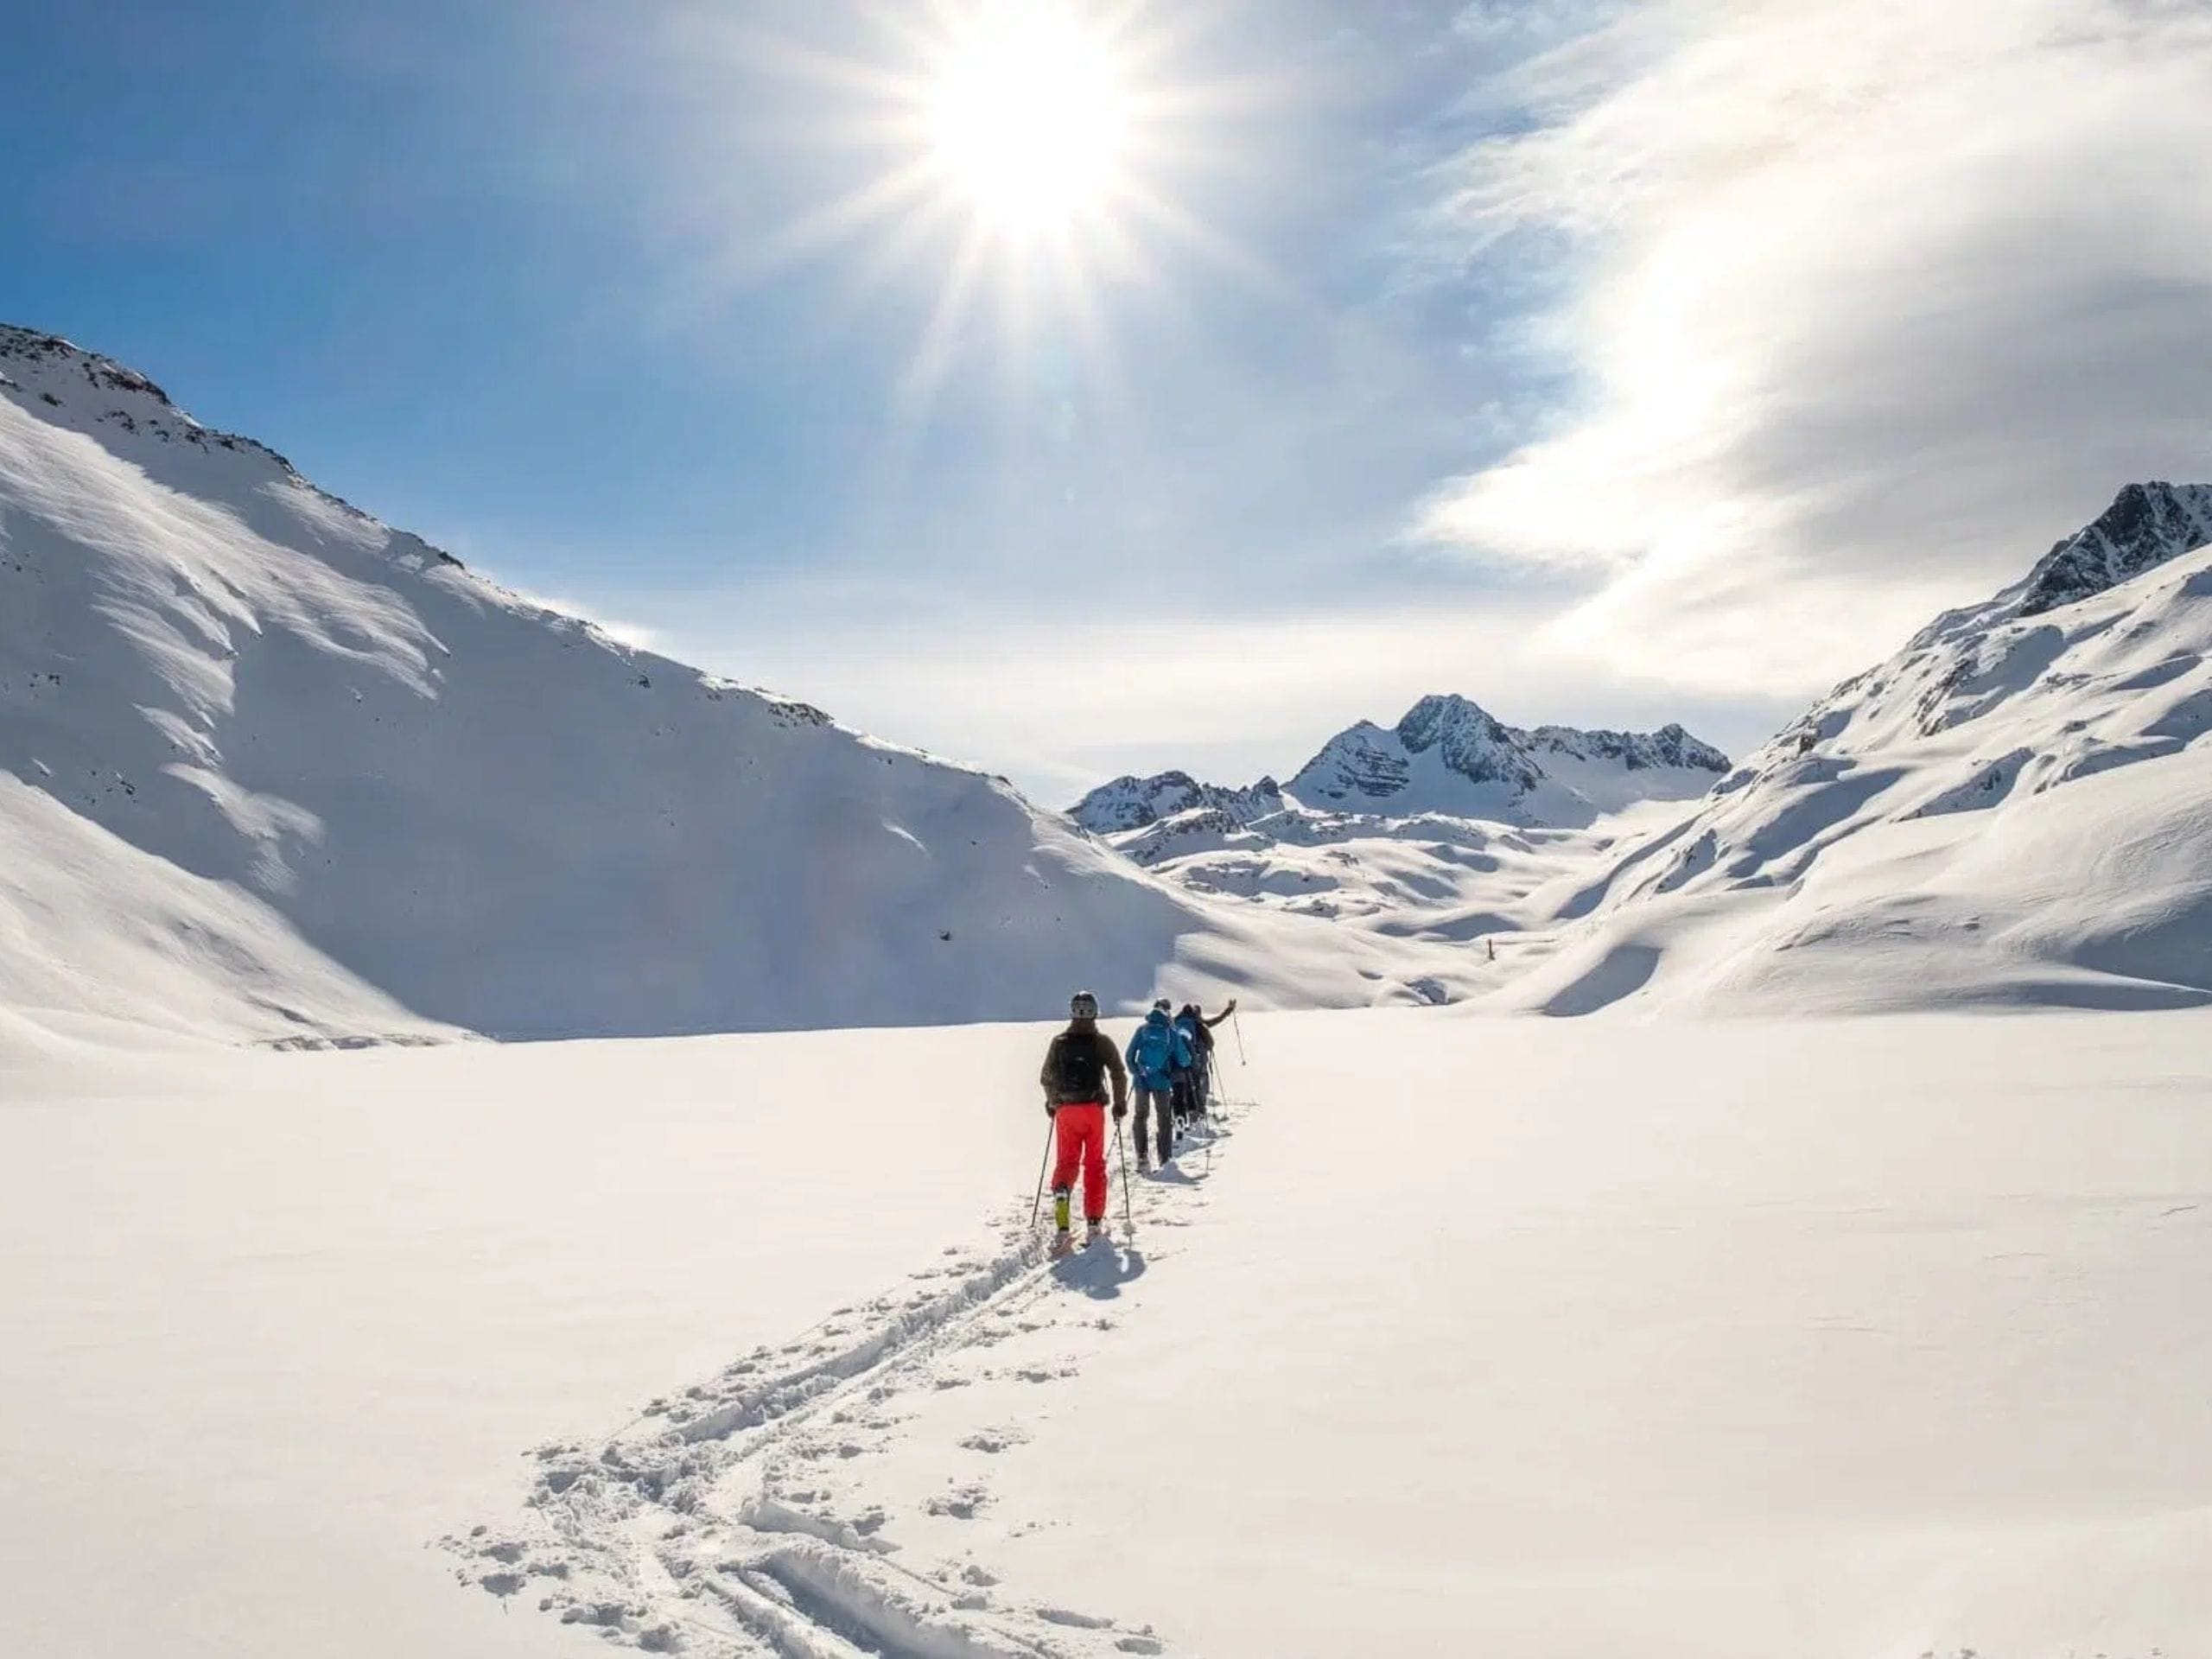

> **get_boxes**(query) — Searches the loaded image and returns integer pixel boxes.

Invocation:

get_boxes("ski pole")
[1232,1009,1247,1066]
[1031,1115,1055,1228]
[1115,1118,1135,1236]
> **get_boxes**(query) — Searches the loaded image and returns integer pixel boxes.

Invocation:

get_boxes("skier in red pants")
[1039,990,1128,1249]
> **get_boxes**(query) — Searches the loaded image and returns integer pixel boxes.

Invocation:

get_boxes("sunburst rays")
[718,0,1285,418]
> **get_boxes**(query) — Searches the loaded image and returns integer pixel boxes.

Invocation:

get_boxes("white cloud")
[1421,0,2212,693]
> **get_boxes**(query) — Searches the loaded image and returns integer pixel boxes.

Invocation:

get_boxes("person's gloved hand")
[1044,1098,1058,1118]
[1112,1102,1128,1122]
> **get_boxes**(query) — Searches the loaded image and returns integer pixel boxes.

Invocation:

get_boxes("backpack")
[1049,1031,1106,1101]
[1132,1019,1176,1078]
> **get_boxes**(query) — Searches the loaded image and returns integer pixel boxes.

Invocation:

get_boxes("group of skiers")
[1036,991,1237,1248]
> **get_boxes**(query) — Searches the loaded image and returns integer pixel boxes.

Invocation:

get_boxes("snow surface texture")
[1493,482,2212,1014]
[10,1014,2212,1658]
[0,325,1480,1046]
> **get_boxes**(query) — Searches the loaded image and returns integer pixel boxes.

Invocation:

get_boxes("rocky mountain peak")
[2,324,181,414]
[1067,771,1285,836]
[1389,693,1542,794]
[2017,481,2212,618]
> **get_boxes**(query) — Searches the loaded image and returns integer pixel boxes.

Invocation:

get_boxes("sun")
[925,6,1131,233]
[722,1,1277,405]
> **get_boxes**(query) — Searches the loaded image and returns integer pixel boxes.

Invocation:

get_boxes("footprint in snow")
[925,1485,990,1520]
[1038,1606,1112,1630]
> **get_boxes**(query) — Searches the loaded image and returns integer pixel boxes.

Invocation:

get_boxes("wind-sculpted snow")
[0,325,1480,1044]
[1498,485,2212,1014]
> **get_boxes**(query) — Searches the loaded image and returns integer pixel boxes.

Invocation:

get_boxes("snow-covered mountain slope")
[1497,483,2212,1014]
[1286,694,1728,826]
[1065,769,1284,835]
[0,325,1478,1044]
[0,772,444,1051]
[1110,802,1642,950]
[1074,696,1729,838]
[1068,696,1725,955]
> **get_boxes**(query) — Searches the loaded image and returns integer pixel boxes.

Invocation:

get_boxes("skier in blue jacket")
[1124,1000,1192,1173]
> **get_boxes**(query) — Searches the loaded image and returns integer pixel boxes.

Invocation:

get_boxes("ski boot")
[1049,1191,1075,1257]
[1137,1151,1153,1174]
[1085,1219,1108,1249]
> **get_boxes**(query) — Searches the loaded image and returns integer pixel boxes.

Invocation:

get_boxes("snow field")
[13,1012,2203,1656]
[1139,1013,2212,1658]
[0,1027,1052,1659]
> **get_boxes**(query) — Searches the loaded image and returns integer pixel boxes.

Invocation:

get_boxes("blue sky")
[9,0,2209,801]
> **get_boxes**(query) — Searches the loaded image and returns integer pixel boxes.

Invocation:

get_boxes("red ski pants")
[1051,1103,1109,1224]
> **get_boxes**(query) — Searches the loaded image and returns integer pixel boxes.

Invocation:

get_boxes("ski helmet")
[1070,990,1100,1020]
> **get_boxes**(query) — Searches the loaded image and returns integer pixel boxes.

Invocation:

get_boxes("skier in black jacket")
[1038,991,1129,1247]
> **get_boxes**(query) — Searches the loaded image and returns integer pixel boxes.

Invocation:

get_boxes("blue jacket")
[1125,1009,1192,1090]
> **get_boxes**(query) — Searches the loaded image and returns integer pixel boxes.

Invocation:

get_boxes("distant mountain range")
[1071,697,1729,838]
[6,319,2209,1039]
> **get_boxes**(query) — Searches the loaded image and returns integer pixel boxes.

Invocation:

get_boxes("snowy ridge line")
[445,1120,1241,1656]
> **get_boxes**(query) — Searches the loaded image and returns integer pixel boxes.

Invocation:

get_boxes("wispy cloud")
[1420,0,2212,693]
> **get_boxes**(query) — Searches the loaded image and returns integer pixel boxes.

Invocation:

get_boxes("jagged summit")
[1529,721,1732,774]
[1071,694,1730,841]
[1284,694,1728,826]
[2016,481,2212,618]
[1066,771,1285,836]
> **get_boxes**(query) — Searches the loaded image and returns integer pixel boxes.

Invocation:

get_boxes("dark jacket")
[1040,1021,1128,1109]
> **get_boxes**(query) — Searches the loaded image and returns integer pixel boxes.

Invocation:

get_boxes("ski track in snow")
[443,1110,1249,1657]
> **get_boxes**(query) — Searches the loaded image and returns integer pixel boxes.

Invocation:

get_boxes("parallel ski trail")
[444,1111,1240,1658]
